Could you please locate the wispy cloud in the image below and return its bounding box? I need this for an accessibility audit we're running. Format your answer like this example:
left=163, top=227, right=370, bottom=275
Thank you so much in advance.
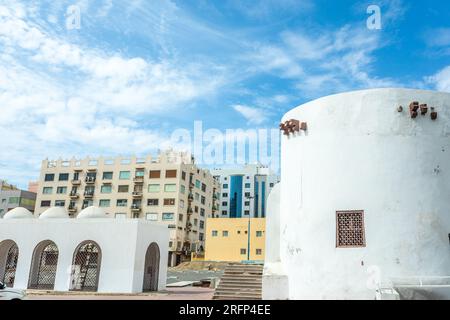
left=232, top=104, right=269, bottom=125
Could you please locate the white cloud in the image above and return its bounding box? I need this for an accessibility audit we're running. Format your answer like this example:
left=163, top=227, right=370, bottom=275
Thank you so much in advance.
left=232, top=104, right=269, bottom=125
left=426, top=66, right=450, bottom=92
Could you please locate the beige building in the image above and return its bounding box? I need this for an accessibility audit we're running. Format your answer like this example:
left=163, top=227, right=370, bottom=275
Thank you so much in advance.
left=34, top=150, right=220, bottom=266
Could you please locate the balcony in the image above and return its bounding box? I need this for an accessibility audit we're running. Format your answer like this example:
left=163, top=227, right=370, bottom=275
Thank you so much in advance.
left=68, top=206, right=77, bottom=212
left=84, top=191, right=94, bottom=198
left=212, top=205, right=218, bottom=212
left=131, top=204, right=142, bottom=212
left=133, top=176, right=144, bottom=184
left=85, top=177, right=96, bottom=184
left=132, top=191, right=143, bottom=198
left=187, top=207, right=193, bottom=215
left=188, top=193, right=194, bottom=202
left=70, top=192, right=79, bottom=199
left=71, top=179, right=81, bottom=185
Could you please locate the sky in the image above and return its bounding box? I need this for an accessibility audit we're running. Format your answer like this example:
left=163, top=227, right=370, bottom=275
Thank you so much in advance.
left=0, top=0, right=450, bottom=188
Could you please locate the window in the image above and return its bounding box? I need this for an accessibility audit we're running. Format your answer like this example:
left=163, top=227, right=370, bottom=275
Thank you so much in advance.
left=180, top=185, right=186, bottom=194
left=212, top=230, right=218, bottom=237
left=8, top=197, right=19, bottom=204
left=55, top=200, right=65, bottom=207
left=119, top=171, right=130, bottom=180
left=149, top=170, right=161, bottom=178
left=146, top=213, right=158, bottom=221
left=194, top=219, right=198, bottom=226
left=164, top=198, right=175, bottom=206
left=181, top=171, right=186, bottom=180
left=245, top=183, right=251, bottom=188
left=201, top=196, right=205, bottom=205
left=73, top=172, right=80, bottom=180
left=115, top=213, right=127, bottom=219
left=104, top=159, right=114, bottom=165
left=41, top=200, right=51, bottom=207
left=222, top=231, right=229, bottom=237
left=165, top=170, right=177, bottom=178
left=101, top=185, right=112, bottom=193
left=179, top=200, right=185, bottom=208
left=256, top=249, right=262, bottom=255
left=44, top=174, right=54, bottom=181
left=162, top=213, right=174, bottom=221
left=199, top=221, right=204, bottom=229
left=240, top=248, right=246, bottom=255
left=270, top=183, right=274, bottom=188
left=99, top=199, right=110, bottom=207
left=222, top=193, right=228, bottom=197
left=222, top=201, right=227, bottom=206
left=118, top=185, right=129, bottom=193
left=59, top=173, right=69, bottom=181
left=88, top=160, right=98, bottom=166
left=244, top=210, right=250, bottom=215
left=103, top=172, right=113, bottom=180
left=256, top=231, right=263, bottom=237
left=195, top=180, right=201, bottom=188
left=135, top=169, right=145, bottom=177
left=148, top=184, right=160, bottom=193
left=244, top=201, right=250, bottom=206
left=178, top=214, right=183, bottom=221
left=336, top=210, right=366, bottom=248
left=245, top=192, right=251, bottom=197
left=56, top=186, right=67, bottom=194
left=200, top=208, right=205, bottom=217
left=221, top=210, right=227, bottom=215
left=223, top=183, right=228, bottom=189
left=121, top=159, right=131, bottom=165
left=116, top=199, right=128, bottom=207
left=43, top=187, right=53, bottom=194
left=201, top=183, right=206, bottom=192
left=147, top=199, right=159, bottom=206
left=164, top=184, right=177, bottom=192
left=199, top=233, right=204, bottom=241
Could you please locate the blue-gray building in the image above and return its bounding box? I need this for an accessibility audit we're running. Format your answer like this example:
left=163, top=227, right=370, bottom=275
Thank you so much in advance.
left=211, top=165, right=279, bottom=218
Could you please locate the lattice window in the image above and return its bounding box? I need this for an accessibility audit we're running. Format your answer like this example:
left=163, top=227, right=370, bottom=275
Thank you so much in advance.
left=336, top=210, right=366, bottom=248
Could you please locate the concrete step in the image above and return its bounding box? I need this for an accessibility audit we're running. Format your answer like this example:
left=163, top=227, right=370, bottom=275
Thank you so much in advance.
left=218, top=282, right=262, bottom=288
left=213, top=294, right=262, bottom=300
left=215, top=288, right=262, bottom=294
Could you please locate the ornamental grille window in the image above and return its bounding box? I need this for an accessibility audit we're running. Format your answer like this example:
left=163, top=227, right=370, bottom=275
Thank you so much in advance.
left=336, top=210, right=366, bottom=248
left=0, top=241, right=19, bottom=287
left=28, top=241, right=59, bottom=290
left=70, top=241, right=101, bottom=292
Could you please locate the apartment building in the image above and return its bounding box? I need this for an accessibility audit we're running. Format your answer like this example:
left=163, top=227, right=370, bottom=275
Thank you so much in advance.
left=0, top=180, right=36, bottom=218
left=205, top=218, right=266, bottom=262
left=211, top=165, right=279, bottom=218
left=34, top=150, right=220, bottom=266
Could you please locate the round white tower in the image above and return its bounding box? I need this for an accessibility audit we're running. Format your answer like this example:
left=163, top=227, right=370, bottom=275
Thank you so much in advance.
left=264, top=88, right=450, bottom=299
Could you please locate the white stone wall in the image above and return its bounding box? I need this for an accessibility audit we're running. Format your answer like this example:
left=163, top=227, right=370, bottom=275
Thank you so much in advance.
left=267, top=88, right=450, bottom=299
left=0, top=219, right=168, bottom=293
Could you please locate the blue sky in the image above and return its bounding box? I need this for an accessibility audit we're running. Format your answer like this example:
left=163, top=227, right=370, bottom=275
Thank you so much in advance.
left=0, top=0, right=450, bottom=188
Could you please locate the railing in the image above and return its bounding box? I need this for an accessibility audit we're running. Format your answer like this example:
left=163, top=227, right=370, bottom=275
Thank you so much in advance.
left=85, top=177, right=96, bottom=183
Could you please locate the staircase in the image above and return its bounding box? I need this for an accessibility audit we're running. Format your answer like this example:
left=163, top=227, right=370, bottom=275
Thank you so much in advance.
left=213, top=263, right=263, bottom=300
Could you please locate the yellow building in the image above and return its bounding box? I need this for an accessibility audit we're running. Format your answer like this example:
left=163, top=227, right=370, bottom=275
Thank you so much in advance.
left=205, top=218, right=265, bottom=262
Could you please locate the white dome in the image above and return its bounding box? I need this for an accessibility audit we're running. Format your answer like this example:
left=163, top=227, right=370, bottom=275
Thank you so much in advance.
left=39, top=207, right=69, bottom=219
left=3, top=207, right=34, bottom=219
left=77, top=206, right=107, bottom=219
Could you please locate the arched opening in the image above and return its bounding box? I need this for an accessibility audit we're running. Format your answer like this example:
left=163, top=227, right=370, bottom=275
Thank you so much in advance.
left=70, top=240, right=102, bottom=292
left=0, top=240, right=19, bottom=288
left=28, top=240, right=59, bottom=290
left=142, top=242, right=160, bottom=292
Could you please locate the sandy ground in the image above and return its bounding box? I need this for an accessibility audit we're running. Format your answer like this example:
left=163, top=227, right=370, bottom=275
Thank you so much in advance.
left=26, top=287, right=215, bottom=300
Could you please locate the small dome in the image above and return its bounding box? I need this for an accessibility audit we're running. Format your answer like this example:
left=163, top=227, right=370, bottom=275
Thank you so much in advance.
left=77, top=206, right=107, bottom=219
left=39, top=207, right=69, bottom=219
left=3, top=207, right=34, bottom=219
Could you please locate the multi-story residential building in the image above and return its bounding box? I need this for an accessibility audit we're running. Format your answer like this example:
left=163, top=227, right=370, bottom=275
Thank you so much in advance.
left=205, top=218, right=266, bottom=262
left=0, top=180, right=36, bottom=218
left=211, top=164, right=279, bottom=218
left=34, top=150, right=220, bottom=266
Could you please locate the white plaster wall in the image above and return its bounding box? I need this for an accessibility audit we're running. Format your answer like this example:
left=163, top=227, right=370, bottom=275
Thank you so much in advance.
left=0, top=219, right=168, bottom=293
left=278, top=88, right=450, bottom=299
